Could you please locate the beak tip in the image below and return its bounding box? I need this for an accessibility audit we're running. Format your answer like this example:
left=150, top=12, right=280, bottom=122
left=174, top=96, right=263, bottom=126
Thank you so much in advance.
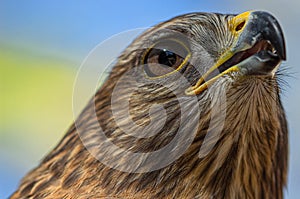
left=279, top=44, right=286, bottom=61
left=250, top=11, right=287, bottom=61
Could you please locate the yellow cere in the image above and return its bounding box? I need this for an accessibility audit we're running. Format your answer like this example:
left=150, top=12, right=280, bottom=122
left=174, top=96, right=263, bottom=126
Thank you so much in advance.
left=229, top=11, right=252, bottom=36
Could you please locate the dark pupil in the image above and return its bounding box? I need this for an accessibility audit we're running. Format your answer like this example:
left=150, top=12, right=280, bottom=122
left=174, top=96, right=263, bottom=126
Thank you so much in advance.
left=158, top=49, right=177, bottom=67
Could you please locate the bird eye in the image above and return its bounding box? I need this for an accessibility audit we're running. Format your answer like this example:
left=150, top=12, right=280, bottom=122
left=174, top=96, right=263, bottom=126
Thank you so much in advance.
left=143, top=39, right=190, bottom=77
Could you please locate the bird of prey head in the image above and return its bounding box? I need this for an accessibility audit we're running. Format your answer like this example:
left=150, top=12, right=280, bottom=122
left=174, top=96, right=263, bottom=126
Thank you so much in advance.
left=11, top=11, right=288, bottom=199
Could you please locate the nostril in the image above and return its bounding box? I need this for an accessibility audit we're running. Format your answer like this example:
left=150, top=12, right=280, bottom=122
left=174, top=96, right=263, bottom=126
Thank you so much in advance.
left=235, top=21, right=246, bottom=32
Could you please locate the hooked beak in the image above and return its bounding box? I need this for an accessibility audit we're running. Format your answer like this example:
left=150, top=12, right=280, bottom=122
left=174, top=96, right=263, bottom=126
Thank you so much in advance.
left=186, top=11, right=286, bottom=95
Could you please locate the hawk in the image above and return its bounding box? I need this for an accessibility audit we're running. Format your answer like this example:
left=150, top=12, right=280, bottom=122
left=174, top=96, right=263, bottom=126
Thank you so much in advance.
left=11, top=10, right=288, bottom=199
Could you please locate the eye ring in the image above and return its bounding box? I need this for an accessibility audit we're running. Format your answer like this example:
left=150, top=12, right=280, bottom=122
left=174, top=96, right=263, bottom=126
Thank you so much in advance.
left=142, top=39, right=191, bottom=78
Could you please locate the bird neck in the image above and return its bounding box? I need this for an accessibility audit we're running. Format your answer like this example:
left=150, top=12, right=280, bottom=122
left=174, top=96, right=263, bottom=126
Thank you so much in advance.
left=195, top=79, right=288, bottom=199
left=152, top=79, right=288, bottom=198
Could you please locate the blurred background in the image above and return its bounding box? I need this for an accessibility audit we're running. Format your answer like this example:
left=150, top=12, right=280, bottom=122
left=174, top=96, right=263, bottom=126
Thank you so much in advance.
left=0, top=0, right=299, bottom=198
